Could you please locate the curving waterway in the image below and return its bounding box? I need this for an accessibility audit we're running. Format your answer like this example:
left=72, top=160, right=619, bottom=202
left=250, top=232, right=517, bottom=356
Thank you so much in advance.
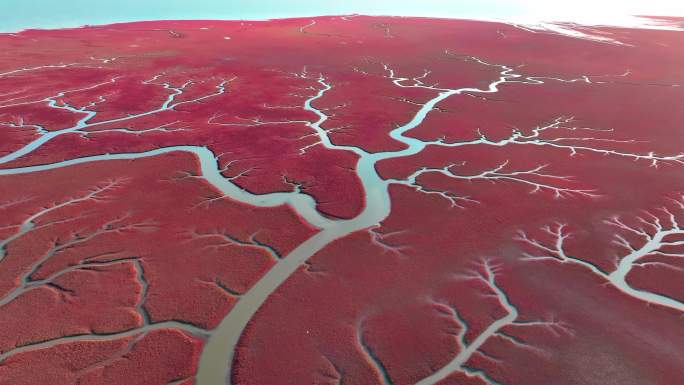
left=0, top=60, right=522, bottom=384
left=194, top=66, right=520, bottom=384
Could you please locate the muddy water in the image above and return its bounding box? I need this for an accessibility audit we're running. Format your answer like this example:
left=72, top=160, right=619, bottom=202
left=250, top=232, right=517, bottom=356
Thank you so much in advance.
left=195, top=67, right=521, bottom=384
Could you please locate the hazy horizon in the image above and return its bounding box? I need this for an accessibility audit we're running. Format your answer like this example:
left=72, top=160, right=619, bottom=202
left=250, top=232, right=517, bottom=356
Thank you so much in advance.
left=2, top=0, right=684, bottom=33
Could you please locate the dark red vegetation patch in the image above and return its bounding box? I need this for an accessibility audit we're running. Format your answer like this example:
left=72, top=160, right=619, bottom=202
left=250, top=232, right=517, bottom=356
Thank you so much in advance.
left=0, top=152, right=315, bottom=380
left=0, top=329, right=200, bottom=385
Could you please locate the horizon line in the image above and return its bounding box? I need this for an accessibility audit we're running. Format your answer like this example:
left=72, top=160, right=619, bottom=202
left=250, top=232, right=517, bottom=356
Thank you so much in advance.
left=2, top=13, right=683, bottom=35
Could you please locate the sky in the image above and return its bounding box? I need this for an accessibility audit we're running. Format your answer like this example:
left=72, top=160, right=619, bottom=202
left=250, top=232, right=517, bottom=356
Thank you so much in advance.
left=1, top=0, right=684, bottom=32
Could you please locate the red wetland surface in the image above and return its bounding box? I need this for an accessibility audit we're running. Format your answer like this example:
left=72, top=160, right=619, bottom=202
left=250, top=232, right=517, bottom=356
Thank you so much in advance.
left=0, top=15, right=684, bottom=385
